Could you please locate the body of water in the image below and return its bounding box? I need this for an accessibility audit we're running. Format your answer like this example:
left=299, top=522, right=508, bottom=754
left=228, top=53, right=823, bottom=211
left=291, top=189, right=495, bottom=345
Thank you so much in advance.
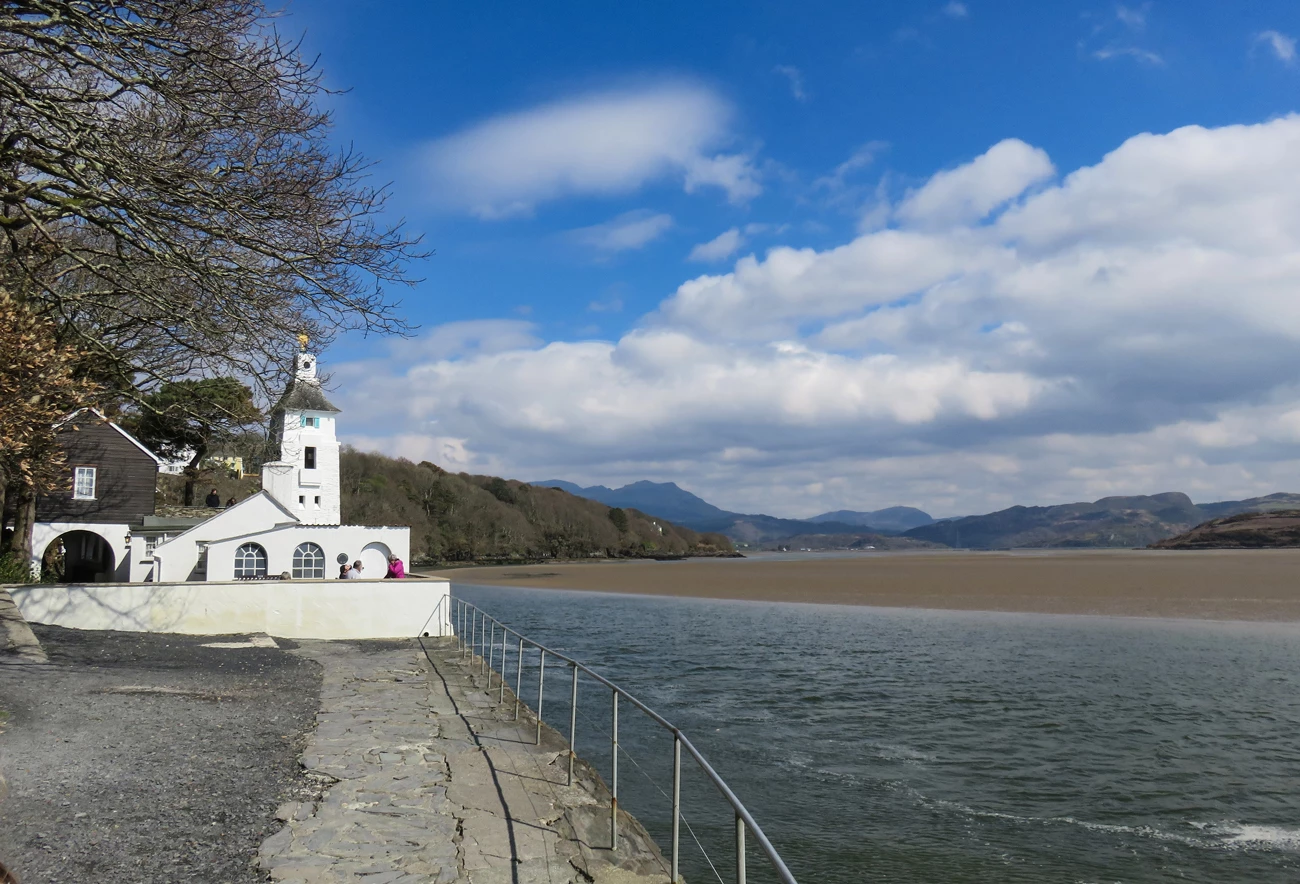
left=452, top=583, right=1300, bottom=883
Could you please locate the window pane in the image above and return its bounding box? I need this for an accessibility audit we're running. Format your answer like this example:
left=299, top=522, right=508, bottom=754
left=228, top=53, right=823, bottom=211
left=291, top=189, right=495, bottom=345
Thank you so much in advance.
left=291, top=542, right=325, bottom=579
left=234, top=543, right=268, bottom=578
left=304, top=446, right=317, bottom=469
left=73, top=467, right=96, bottom=500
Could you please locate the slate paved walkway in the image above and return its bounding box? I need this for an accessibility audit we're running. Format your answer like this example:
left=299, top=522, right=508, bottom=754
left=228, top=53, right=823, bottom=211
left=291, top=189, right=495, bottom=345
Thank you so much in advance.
left=261, top=638, right=669, bottom=884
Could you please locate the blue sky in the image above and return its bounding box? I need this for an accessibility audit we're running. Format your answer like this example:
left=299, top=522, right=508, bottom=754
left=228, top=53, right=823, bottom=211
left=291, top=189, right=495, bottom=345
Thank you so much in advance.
left=285, top=2, right=1300, bottom=518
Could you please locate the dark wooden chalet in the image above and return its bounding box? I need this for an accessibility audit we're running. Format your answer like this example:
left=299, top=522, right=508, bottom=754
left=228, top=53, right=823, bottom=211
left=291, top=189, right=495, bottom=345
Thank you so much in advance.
left=36, top=410, right=161, bottom=524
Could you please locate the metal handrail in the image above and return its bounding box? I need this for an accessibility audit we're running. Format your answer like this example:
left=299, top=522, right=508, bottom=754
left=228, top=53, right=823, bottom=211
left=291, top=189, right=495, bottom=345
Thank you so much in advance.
left=449, top=596, right=799, bottom=884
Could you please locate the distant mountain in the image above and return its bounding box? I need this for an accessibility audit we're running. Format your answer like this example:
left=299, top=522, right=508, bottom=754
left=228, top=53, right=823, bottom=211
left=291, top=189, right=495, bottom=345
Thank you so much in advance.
left=903, top=492, right=1300, bottom=549
left=533, top=479, right=894, bottom=542
left=809, top=506, right=934, bottom=532
left=533, top=479, right=733, bottom=527
left=338, top=453, right=735, bottom=563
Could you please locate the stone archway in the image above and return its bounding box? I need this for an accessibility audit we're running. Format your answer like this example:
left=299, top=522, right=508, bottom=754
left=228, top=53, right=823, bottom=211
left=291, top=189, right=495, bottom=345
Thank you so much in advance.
left=41, top=530, right=116, bottom=583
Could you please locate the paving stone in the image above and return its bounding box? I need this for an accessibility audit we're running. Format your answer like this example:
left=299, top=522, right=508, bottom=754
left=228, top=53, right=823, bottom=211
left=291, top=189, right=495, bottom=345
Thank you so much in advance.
left=258, top=638, right=672, bottom=884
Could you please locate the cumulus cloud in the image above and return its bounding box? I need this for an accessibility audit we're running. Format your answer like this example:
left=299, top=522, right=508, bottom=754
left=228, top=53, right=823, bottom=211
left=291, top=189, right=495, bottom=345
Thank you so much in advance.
left=420, top=83, right=759, bottom=217
left=1257, top=30, right=1297, bottom=65
left=569, top=210, right=673, bottom=253
left=341, top=116, right=1300, bottom=515
left=688, top=228, right=746, bottom=262
left=894, top=138, right=1054, bottom=227
left=941, top=2, right=968, bottom=19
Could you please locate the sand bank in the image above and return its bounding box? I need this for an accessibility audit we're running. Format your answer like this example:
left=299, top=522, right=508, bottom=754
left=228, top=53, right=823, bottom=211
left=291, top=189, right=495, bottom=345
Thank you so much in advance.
left=431, top=549, right=1300, bottom=621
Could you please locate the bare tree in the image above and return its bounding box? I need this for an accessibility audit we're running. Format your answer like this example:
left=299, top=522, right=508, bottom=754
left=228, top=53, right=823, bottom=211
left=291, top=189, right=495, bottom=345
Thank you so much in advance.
left=0, top=0, right=424, bottom=560
left=0, top=0, right=423, bottom=396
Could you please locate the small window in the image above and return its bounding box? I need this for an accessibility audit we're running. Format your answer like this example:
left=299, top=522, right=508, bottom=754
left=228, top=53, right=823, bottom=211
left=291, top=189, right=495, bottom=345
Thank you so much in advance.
left=234, top=543, right=268, bottom=579
left=292, top=542, right=325, bottom=579
left=73, top=467, right=97, bottom=500
left=304, top=446, right=317, bottom=469
left=298, top=495, right=305, bottom=506
left=300, top=416, right=320, bottom=428
left=313, top=496, right=321, bottom=508
left=144, top=534, right=170, bottom=559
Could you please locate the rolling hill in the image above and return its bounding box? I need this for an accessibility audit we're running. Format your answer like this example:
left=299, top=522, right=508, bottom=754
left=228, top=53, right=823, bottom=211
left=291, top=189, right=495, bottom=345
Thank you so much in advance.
left=904, top=492, right=1300, bottom=549
left=532, top=479, right=917, bottom=542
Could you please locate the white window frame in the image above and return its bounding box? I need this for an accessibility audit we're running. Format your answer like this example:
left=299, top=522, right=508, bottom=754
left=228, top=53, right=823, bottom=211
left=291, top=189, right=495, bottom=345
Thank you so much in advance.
left=234, top=543, right=268, bottom=579
left=143, top=534, right=170, bottom=560
left=292, top=542, right=326, bottom=579
left=73, top=466, right=97, bottom=500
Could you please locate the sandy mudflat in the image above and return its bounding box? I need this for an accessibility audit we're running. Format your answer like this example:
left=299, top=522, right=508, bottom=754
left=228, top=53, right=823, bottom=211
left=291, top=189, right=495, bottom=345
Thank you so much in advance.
left=432, top=549, right=1300, bottom=621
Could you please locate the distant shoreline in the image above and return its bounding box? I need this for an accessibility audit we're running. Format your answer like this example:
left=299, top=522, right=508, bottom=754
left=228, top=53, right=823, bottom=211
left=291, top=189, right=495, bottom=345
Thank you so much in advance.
left=431, top=548, right=1300, bottom=622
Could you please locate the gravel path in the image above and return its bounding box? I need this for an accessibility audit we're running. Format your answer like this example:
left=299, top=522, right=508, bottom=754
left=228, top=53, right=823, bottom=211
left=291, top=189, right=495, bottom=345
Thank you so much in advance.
left=0, top=624, right=323, bottom=883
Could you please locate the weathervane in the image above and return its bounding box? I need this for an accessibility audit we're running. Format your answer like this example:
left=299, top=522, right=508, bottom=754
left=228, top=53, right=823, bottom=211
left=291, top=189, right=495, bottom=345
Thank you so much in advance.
left=297, top=333, right=310, bottom=352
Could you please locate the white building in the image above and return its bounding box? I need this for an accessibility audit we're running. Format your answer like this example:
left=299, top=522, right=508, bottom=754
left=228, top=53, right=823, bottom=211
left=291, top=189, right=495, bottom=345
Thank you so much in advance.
left=148, top=343, right=408, bottom=581
left=27, top=341, right=409, bottom=585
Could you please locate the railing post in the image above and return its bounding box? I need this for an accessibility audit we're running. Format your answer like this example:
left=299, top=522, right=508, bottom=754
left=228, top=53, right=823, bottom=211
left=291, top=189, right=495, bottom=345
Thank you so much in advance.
left=536, top=649, right=546, bottom=746
left=736, top=813, right=747, bottom=884
left=499, top=631, right=507, bottom=705
left=672, top=733, right=681, bottom=883
left=610, top=691, right=619, bottom=850
left=567, top=663, right=578, bottom=786
left=486, top=621, right=495, bottom=692
left=514, top=636, right=524, bottom=720
left=469, top=609, right=476, bottom=665
left=480, top=613, right=487, bottom=676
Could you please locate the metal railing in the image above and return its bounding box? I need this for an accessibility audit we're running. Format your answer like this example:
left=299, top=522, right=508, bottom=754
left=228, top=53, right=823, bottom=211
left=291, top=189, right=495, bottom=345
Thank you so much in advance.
left=449, top=596, right=799, bottom=884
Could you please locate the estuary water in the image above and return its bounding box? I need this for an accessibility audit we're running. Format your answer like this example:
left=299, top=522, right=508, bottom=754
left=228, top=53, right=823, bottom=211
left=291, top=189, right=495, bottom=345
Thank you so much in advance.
left=452, top=583, right=1300, bottom=884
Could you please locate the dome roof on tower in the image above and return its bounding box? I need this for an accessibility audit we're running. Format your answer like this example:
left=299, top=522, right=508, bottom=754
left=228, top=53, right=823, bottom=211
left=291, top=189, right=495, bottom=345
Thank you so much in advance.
left=273, top=377, right=341, bottom=414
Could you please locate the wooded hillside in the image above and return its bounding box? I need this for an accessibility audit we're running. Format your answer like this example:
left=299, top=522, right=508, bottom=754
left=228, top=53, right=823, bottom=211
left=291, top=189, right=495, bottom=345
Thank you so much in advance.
left=337, top=449, right=735, bottom=564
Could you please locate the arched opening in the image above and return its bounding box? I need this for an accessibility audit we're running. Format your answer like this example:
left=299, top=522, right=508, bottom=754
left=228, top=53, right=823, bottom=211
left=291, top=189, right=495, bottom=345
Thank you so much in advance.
left=292, top=542, right=325, bottom=579
left=360, top=542, right=391, bottom=578
left=233, top=542, right=268, bottom=579
left=41, top=530, right=116, bottom=583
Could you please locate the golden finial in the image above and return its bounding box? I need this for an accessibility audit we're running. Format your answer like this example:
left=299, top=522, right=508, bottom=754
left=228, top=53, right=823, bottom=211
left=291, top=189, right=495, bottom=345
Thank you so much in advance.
left=297, top=333, right=310, bottom=352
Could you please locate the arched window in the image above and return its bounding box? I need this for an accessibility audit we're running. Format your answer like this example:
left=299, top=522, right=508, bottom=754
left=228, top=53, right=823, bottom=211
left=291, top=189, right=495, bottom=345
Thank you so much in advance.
left=233, top=543, right=267, bottom=579
left=292, top=542, right=326, bottom=579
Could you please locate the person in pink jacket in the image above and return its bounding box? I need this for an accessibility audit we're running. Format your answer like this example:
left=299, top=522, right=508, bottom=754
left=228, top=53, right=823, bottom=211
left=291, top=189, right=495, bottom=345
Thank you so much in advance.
left=385, top=555, right=405, bottom=579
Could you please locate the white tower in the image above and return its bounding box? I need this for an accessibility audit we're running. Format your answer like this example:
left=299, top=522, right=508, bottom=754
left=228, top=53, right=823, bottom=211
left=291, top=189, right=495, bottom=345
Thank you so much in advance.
left=261, top=339, right=342, bottom=525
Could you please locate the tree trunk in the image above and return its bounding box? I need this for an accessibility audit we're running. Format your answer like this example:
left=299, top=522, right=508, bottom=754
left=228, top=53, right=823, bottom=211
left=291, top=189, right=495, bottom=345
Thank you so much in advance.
left=6, top=483, right=35, bottom=564
left=182, top=444, right=208, bottom=506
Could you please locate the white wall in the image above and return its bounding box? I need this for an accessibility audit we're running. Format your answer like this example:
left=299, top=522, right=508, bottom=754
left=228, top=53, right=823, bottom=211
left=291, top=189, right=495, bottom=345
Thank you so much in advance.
left=151, top=492, right=297, bottom=582
left=264, top=409, right=341, bottom=525
left=10, top=577, right=451, bottom=640
left=30, top=522, right=131, bottom=582
left=204, top=524, right=410, bottom=581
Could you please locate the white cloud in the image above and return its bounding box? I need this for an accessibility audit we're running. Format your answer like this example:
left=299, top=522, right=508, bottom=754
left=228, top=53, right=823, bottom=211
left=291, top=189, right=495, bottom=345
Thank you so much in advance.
left=569, top=210, right=673, bottom=253
left=1257, top=30, right=1297, bottom=65
left=1093, top=46, right=1164, bottom=64
left=895, top=138, right=1054, bottom=228
left=1115, top=4, right=1147, bottom=30
left=341, top=116, right=1300, bottom=516
left=942, top=2, right=969, bottom=19
left=688, top=228, right=746, bottom=262
left=773, top=65, right=808, bottom=101
left=420, top=83, right=759, bottom=217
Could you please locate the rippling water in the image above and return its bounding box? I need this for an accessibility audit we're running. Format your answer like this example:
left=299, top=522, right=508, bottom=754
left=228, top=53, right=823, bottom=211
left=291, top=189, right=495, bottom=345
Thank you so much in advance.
left=452, top=583, right=1300, bottom=883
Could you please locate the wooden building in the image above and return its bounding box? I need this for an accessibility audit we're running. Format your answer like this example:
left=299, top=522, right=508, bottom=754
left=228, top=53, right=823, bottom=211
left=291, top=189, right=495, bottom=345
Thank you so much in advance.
left=30, top=410, right=162, bottom=582
left=37, top=410, right=161, bottom=524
